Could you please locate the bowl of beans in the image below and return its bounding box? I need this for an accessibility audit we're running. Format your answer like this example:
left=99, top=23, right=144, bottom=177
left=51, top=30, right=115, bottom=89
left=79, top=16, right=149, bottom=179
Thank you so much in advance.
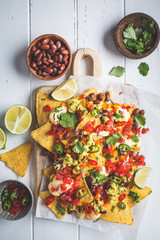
left=26, top=34, right=72, bottom=80
left=0, top=180, right=33, bottom=220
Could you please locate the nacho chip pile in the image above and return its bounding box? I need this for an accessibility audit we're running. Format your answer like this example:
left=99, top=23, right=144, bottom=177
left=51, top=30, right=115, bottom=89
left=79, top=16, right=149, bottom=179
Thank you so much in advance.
left=32, top=87, right=152, bottom=225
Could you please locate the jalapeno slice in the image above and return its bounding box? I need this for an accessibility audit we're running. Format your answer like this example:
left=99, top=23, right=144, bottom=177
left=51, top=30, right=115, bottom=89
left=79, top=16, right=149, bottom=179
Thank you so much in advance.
left=119, top=144, right=130, bottom=152
left=56, top=204, right=66, bottom=216
left=2, top=200, right=11, bottom=211
left=76, top=188, right=88, bottom=199
left=90, top=108, right=100, bottom=117
left=3, top=188, right=9, bottom=197
left=118, top=201, right=126, bottom=210
left=22, top=196, right=30, bottom=206
left=88, top=145, right=100, bottom=153
left=10, top=191, right=19, bottom=201
left=55, top=143, right=64, bottom=155
left=109, top=175, right=122, bottom=185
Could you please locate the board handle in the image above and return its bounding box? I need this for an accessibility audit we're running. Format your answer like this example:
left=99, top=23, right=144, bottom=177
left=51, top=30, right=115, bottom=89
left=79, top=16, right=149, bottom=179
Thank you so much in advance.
left=72, top=48, right=102, bottom=78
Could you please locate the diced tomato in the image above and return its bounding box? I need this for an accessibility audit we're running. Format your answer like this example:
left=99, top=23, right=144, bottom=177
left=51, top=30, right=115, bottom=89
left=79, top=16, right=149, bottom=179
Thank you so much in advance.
left=114, top=121, right=126, bottom=127
left=44, top=196, right=55, bottom=206
left=80, top=94, right=86, bottom=99
left=51, top=187, right=55, bottom=193
left=132, top=127, right=140, bottom=135
left=118, top=193, right=126, bottom=201
left=88, top=159, right=98, bottom=165
left=103, top=147, right=114, bottom=156
left=94, top=124, right=105, bottom=133
left=83, top=125, right=94, bottom=133
left=44, top=105, right=52, bottom=112
left=141, top=128, right=149, bottom=134
left=72, top=198, right=80, bottom=205
left=122, top=125, right=131, bottom=135
left=47, top=130, right=56, bottom=135
left=85, top=203, right=93, bottom=214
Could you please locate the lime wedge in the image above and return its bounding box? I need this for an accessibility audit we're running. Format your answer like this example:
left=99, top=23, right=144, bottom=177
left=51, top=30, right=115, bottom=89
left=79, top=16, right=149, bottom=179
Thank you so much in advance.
left=134, top=167, right=152, bottom=189
left=0, top=128, right=6, bottom=150
left=51, top=78, right=77, bottom=101
left=5, top=104, right=32, bottom=135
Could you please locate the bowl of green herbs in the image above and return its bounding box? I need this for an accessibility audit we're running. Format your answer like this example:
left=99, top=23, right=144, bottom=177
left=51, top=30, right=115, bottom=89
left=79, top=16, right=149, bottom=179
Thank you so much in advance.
left=114, top=12, right=160, bottom=59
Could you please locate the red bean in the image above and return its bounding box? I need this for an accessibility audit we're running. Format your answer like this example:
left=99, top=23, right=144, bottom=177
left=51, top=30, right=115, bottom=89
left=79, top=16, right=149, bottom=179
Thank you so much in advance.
left=60, top=46, right=65, bottom=51
left=44, top=67, right=53, bottom=74
left=31, top=61, right=37, bottom=69
left=140, top=109, right=145, bottom=116
left=60, top=64, right=65, bottom=71
left=42, top=58, right=49, bottom=65
left=40, top=64, right=46, bottom=70
left=37, top=60, right=42, bottom=66
left=42, top=38, right=49, bottom=45
left=64, top=60, right=68, bottom=65
left=49, top=64, right=53, bottom=68
left=42, top=71, right=49, bottom=76
left=37, top=52, right=43, bottom=61
left=54, top=55, right=58, bottom=62
left=42, top=50, right=46, bottom=57
left=89, top=93, right=95, bottom=99
left=37, top=69, right=42, bottom=75
left=56, top=40, right=61, bottom=49
left=49, top=40, right=54, bottom=45
left=97, top=93, right=103, bottom=101
left=63, top=54, right=69, bottom=61
left=31, top=46, right=36, bottom=54
left=35, top=67, right=38, bottom=70
left=105, top=91, right=110, bottom=101
left=53, top=67, right=57, bottom=73
left=51, top=44, right=57, bottom=51
left=34, top=49, right=41, bottom=57
left=133, top=108, right=140, bottom=115
left=36, top=42, right=41, bottom=48
left=58, top=70, right=62, bottom=75
left=48, top=49, right=56, bottom=56
left=53, top=62, right=61, bottom=68
left=58, top=54, right=63, bottom=63
left=48, top=59, right=54, bottom=63
left=40, top=45, right=50, bottom=50
left=61, top=49, right=69, bottom=55
left=46, top=53, right=51, bottom=59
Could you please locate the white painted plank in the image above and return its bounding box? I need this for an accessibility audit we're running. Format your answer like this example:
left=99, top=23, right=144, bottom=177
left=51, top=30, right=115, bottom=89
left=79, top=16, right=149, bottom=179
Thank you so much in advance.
left=0, top=0, right=33, bottom=240
left=77, top=0, right=125, bottom=84
left=30, top=0, right=78, bottom=238
left=125, top=1, right=160, bottom=239
left=125, top=0, right=160, bottom=95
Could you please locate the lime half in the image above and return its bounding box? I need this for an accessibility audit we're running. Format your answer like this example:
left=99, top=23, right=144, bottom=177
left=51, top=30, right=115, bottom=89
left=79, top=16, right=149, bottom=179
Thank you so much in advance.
left=134, top=167, right=152, bottom=189
left=51, top=78, right=77, bottom=101
left=5, top=104, right=32, bottom=135
left=0, top=128, right=6, bottom=150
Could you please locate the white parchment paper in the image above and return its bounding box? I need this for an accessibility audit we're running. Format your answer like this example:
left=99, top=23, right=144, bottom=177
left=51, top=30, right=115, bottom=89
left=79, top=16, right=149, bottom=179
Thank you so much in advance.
left=36, top=76, right=160, bottom=240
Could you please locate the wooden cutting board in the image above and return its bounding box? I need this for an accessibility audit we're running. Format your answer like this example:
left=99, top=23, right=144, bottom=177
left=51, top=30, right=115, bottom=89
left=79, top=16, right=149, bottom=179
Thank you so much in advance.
left=34, top=48, right=102, bottom=203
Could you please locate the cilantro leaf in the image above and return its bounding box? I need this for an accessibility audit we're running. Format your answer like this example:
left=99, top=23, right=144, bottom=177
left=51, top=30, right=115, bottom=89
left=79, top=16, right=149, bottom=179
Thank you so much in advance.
left=109, top=66, right=125, bottom=77
left=60, top=112, right=78, bottom=129
left=135, top=28, right=143, bottom=38
left=123, top=23, right=137, bottom=40
left=89, top=169, right=108, bottom=183
left=106, top=133, right=121, bottom=145
left=131, top=135, right=139, bottom=143
left=142, top=19, right=155, bottom=35
left=103, top=153, right=112, bottom=159
left=135, top=114, right=146, bottom=126
left=73, top=141, right=84, bottom=154
left=111, top=206, right=115, bottom=212
left=138, top=62, right=149, bottom=76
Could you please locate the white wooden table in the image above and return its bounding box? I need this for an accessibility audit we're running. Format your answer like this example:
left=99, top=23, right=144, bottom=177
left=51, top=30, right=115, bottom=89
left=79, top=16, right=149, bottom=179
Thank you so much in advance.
left=0, top=0, right=160, bottom=239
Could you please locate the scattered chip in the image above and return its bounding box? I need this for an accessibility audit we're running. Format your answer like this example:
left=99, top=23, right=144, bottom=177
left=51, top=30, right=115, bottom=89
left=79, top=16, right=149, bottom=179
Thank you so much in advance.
left=0, top=142, right=32, bottom=177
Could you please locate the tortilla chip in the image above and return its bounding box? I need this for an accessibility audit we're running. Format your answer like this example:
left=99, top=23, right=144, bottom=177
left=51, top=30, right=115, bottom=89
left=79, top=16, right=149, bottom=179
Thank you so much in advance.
left=36, top=92, right=63, bottom=127
left=0, top=142, right=32, bottom=177
left=76, top=112, right=101, bottom=134
left=31, top=122, right=56, bottom=153
left=127, top=185, right=152, bottom=208
left=39, top=191, right=67, bottom=219
left=43, top=166, right=54, bottom=178
left=100, top=198, right=133, bottom=225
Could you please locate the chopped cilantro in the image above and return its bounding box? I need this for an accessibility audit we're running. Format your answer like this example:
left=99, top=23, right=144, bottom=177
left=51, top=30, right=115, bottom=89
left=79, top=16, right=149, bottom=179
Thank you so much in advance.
left=73, top=141, right=84, bottom=154
left=60, top=112, right=78, bottom=129
left=109, top=66, right=125, bottom=77
left=138, top=62, right=149, bottom=76
left=129, top=191, right=140, bottom=204
left=114, top=113, right=124, bottom=119
left=135, top=114, right=146, bottom=126
left=131, top=135, right=139, bottom=143
left=106, top=133, right=121, bottom=145
left=111, top=206, right=115, bottom=212
left=103, top=153, right=112, bottom=159
left=93, top=218, right=100, bottom=223
left=41, top=98, right=46, bottom=100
